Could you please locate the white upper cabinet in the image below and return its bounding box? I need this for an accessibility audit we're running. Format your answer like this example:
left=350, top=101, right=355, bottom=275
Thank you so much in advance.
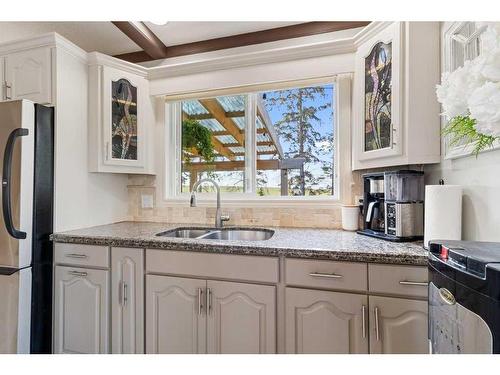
left=88, top=53, right=154, bottom=174
left=352, top=22, right=441, bottom=170
left=3, top=47, right=53, bottom=104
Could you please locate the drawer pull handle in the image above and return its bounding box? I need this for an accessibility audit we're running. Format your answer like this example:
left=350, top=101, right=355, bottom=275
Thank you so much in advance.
left=399, top=280, right=428, bottom=287
left=309, top=272, right=343, bottom=279
left=68, top=270, right=88, bottom=277
left=65, top=253, right=88, bottom=259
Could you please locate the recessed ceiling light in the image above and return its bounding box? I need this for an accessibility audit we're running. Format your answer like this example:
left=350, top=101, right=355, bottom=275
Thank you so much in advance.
left=149, top=20, right=168, bottom=26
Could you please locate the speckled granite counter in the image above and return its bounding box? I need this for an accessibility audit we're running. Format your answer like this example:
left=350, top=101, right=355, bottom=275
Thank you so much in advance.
left=50, top=221, right=427, bottom=265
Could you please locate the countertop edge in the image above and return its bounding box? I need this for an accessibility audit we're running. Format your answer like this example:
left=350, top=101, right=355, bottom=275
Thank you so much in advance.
left=50, top=234, right=428, bottom=266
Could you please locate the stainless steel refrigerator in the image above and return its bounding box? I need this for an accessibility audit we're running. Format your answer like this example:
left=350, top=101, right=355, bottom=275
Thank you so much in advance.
left=0, top=100, right=54, bottom=354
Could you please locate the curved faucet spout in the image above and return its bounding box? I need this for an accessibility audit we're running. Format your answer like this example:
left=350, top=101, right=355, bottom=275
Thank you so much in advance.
left=189, top=178, right=229, bottom=228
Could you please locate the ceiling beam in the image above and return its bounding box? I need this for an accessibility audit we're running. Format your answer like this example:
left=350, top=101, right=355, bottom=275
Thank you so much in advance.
left=113, top=21, right=370, bottom=63
left=112, top=21, right=168, bottom=60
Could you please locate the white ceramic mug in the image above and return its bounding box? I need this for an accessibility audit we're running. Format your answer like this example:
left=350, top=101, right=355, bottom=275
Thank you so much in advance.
left=341, top=205, right=359, bottom=231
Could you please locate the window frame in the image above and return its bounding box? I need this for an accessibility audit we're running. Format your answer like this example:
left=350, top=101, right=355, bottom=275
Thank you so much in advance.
left=163, top=76, right=343, bottom=205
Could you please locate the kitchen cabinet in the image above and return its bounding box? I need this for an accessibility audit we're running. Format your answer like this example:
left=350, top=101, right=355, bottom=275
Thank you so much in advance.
left=207, top=280, right=276, bottom=354
left=3, top=47, right=53, bottom=104
left=88, top=53, right=154, bottom=174
left=145, top=275, right=276, bottom=354
left=369, top=295, right=428, bottom=354
left=111, top=247, right=144, bottom=354
left=285, top=287, right=368, bottom=354
left=352, top=22, right=440, bottom=170
left=53, top=266, right=109, bottom=354
left=145, top=275, right=207, bottom=354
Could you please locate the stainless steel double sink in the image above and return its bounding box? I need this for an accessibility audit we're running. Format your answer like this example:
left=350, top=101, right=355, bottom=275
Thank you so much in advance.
left=155, top=227, right=274, bottom=241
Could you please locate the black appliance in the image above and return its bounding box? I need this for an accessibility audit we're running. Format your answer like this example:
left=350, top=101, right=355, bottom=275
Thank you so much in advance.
left=0, top=100, right=54, bottom=354
left=428, top=240, right=500, bottom=354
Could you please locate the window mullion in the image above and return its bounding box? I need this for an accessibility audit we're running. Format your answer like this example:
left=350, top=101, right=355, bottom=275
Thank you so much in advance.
left=245, top=94, right=257, bottom=194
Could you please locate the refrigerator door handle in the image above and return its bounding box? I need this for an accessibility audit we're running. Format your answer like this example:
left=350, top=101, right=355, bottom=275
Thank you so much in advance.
left=2, top=127, right=28, bottom=239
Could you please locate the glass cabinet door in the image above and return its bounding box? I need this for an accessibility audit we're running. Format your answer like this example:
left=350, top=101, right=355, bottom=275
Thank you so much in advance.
left=111, top=78, right=138, bottom=161
left=364, top=41, right=392, bottom=153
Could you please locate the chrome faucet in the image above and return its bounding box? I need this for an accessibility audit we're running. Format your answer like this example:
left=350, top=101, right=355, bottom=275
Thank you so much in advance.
left=190, top=178, right=230, bottom=228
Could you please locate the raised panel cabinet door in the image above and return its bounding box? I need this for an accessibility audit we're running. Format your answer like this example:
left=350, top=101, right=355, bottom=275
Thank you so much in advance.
left=4, top=47, right=52, bottom=104
left=206, top=280, right=276, bottom=354
left=285, top=288, right=368, bottom=354
left=145, top=275, right=206, bottom=354
left=369, top=295, right=428, bottom=354
left=111, top=247, right=144, bottom=354
left=53, top=266, right=109, bottom=354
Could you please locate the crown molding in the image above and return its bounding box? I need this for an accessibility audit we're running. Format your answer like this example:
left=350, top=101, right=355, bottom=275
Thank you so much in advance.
left=87, top=51, right=149, bottom=78
left=0, top=32, right=88, bottom=62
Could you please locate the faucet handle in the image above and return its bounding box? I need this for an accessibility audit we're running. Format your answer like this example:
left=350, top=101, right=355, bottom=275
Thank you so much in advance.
left=221, top=214, right=230, bottom=222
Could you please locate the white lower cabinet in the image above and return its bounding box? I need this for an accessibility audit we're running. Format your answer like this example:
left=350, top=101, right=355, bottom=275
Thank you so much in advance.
left=207, top=280, right=276, bottom=354
left=285, top=288, right=368, bottom=354
left=111, top=247, right=144, bottom=354
left=369, top=295, right=428, bottom=354
left=145, top=275, right=276, bottom=354
left=53, top=266, right=109, bottom=354
left=146, top=275, right=207, bottom=354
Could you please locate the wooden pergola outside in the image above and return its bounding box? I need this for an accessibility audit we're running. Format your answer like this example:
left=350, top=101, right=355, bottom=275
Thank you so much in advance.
left=182, top=96, right=305, bottom=195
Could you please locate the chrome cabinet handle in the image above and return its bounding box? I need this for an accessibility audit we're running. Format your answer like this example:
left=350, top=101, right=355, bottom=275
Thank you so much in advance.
left=122, top=282, right=128, bottom=306
left=65, top=253, right=88, bottom=259
left=206, top=288, right=212, bottom=315
left=68, top=270, right=87, bottom=277
left=198, top=288, right=203, bottom=315
left=4, top=81, right=11, bottom=100
left=309, top=272, right=343, bottom=279
left=399, top=280, right=428, bottom=287
left=375, top=307, right=380, bottom=342
left=362, top=305, right=366, bottom=339
left=361, top=305, right=366, bottom=339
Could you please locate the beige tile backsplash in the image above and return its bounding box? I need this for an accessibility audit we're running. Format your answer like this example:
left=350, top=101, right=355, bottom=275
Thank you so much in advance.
left=127, top=163, right=420, bottom=229
left=127, top=174, right=365, bottom=229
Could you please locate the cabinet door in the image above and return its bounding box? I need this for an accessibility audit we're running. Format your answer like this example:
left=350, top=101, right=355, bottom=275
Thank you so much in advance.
left=145, top=275, right=206, bottom=354
left=53, top=266, right=109, bottom=354
left=207, top=280, right=276, bottom=354
left=101, top=66, right=148, bottom=169
left=285, top=287, right=368, bottom=354
left=353, top=22, right=403, bottom=165
left=369, top=295, right=428, bottom=354
left=4, top=47, right=52, bottom=104
left=111, top=247, right=144, bottom=354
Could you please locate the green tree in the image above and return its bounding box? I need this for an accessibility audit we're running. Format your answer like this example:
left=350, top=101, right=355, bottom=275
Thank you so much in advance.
left=264, top=86, right=333, bottom=195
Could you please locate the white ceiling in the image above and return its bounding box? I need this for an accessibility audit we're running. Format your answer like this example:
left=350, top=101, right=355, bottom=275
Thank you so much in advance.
left=0, top=21, right=305, bottom=56
left=145, top=21, right=302, bottom=46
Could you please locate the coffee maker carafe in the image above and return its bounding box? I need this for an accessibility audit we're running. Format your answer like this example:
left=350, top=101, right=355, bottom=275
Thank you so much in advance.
left=358, top=172, right=386, bottom=236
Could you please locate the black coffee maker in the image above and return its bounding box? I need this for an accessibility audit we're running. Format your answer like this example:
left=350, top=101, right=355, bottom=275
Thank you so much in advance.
left=358, top=172, right=386, bottom=237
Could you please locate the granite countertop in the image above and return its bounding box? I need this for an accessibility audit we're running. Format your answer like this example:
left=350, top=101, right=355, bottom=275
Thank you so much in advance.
left=50, top=221, right=427, bottom=265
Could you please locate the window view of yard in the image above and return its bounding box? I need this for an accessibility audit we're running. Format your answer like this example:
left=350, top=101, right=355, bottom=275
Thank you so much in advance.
left=179, top=83, right=335, bottom=197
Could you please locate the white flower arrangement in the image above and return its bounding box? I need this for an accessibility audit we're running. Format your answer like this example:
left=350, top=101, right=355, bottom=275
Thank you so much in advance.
left=436, top=22, right=500, bottom=154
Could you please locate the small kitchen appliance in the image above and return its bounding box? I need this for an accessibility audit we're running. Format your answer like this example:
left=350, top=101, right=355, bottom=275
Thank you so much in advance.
left=357, top=170, right=424, bottom=242
left=428, top=240, right=500, bottom=353
left=0, top=100, right=54, bottom=354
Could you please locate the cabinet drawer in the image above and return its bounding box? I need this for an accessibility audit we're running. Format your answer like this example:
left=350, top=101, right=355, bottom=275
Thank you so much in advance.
left=146, top=250, right=279, bottom=284
left=285, top=259, right=367, bottom=292
left=54, top=243, right=109, bottom=268
left=368, top=264, right=428, bottom=298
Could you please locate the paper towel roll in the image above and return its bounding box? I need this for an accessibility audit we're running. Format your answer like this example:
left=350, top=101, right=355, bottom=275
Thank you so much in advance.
left=424, top=185, right=463, bottom=249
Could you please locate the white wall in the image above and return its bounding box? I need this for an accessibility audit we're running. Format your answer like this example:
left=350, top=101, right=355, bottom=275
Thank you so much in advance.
left=426, top=151, right=500, bottom=242
left=53, top=47, right=129, bottom=231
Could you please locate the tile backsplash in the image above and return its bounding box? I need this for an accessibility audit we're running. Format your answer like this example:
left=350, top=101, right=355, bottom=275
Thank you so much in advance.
left=127, top=175, right=364, bottom=229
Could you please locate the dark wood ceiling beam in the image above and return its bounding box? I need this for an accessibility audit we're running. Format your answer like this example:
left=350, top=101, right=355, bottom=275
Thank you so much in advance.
left=112, top=21, right=168, bottom=60
left=113, top=21, right=370, bottom=63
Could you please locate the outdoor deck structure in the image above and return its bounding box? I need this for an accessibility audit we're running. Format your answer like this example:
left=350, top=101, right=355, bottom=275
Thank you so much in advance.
left=182, top=95, right=305, bottom=195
